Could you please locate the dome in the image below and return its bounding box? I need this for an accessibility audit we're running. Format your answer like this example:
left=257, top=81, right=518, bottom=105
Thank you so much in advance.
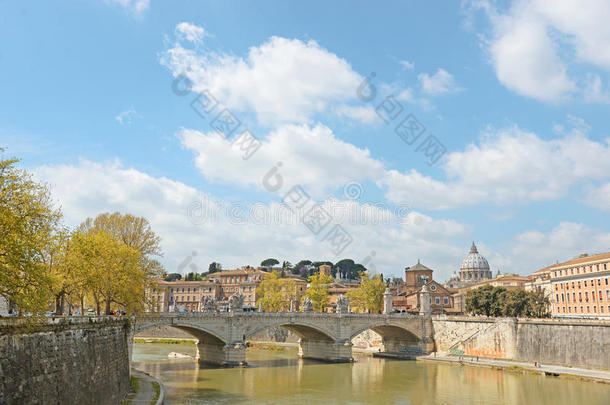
left=460, top=242, right=490, bottom=271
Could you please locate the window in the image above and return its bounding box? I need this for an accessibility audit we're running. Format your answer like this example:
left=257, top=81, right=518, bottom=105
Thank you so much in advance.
left=561, top=293, right=564, bottom=302
left=443, top=297, right=449, bottom=305
left=435, top=297, right=440, bottom=304
left=584, top=280, right=588, bottom=287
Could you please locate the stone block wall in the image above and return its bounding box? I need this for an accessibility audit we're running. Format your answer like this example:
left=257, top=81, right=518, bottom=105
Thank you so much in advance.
left=0, top=317, right=131, bottom=405
left=432, top=316, right=610, bottom=370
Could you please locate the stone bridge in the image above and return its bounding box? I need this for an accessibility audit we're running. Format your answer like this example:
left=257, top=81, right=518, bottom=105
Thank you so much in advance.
left=134, top=312, right=434, bottom=366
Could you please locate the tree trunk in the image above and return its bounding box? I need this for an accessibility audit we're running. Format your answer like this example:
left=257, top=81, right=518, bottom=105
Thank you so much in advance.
left=80, top=296, right=85, bottom=315
left=105, top=300, right=111, bottom=315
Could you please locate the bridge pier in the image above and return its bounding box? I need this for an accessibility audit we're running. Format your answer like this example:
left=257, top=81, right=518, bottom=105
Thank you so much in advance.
left=197, top=341, right=247, bottom=367
left=298, top=338, right=353, bottom=363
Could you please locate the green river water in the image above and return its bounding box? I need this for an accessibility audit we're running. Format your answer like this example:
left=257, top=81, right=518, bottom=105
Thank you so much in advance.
left=132, top=343, right=609, bottom=405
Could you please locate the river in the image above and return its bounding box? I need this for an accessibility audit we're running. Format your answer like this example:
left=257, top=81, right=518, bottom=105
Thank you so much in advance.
left=132, top=343, right=609, bottom=404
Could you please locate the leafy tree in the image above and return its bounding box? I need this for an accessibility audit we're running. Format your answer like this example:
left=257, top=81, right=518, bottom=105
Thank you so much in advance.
left=208, top=262, right=221, bottom=273
left=261, top=258, right=280, bottom=267
left=528, top=287, right=551, bottom=318
left=281, top=261, right=293, bottom=271
left=346, top=273, right=386, bottom=313
left=465, top=285, right=507, bottom=316
left=293, top=259, right=312, bottom=276
left=185, top=272, right=203, bottom=281
left=66, top=230, right=148, bottom=315
left=333, top=259, right=367, bottom=280
left=0, top=155, right=62, bottom=314
left=502, top=289, right=530, bottom=317
left=164, top=273, right=182, bottom=282
left=303, top=273, right=333, bottom=312
left=256, top=270, right=296, bottom=311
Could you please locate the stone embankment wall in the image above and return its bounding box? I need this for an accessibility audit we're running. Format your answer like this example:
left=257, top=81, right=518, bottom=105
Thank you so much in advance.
left=0, top=317, right=131, bottom=405
left=433, top=316, right=610, bottom=370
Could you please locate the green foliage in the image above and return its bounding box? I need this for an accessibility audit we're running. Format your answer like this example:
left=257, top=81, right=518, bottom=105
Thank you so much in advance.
left=465, top=285, right=551, bottom=318
left=346, top=273, right=386, bottom=313
left=293, top=259, right=312, bottom=276
left=260, top=258, right=280, bottom=267
left=164, top=273, right=182, bottom=281
left=208, top=262, right=221, bottom=273
left=303, top=273, right=333, bottom=312
left=334, top=259, right=366, bottom=280
left=184, top=272, right=203, bottom=281
left=0, top=155, right=62, bottom=313
left=256, top=270, right=296, bottom=311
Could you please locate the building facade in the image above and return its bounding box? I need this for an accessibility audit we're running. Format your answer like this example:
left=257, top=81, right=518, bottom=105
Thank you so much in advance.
left=548, top=253, right=610, bottom=319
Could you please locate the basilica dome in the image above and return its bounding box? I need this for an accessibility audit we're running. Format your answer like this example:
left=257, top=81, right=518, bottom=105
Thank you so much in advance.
left=459, top=242, right=492, bottom=283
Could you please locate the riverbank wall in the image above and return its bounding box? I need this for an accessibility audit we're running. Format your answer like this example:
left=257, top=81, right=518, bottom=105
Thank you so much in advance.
left=0, top=317, right=131, bottom=405
left=433, top=316, right=610, bottom=370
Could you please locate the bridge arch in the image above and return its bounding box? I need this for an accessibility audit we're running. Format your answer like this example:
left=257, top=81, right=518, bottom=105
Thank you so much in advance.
left=135, top=321, right=227, bottom=345
left=349, top=322, right=421, bottom=342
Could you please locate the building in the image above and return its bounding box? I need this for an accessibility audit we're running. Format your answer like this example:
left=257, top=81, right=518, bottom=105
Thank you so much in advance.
left=206, top=266, right=268, bottom=308
left=392, top=261, right=454, bottom=314
left=393, top=280, right=454, bottom=314
left=547, top=252, right=610, bottom=319
left=146, top=279, right=220, bottom=312
left=445, top=242, right=492, bottom=289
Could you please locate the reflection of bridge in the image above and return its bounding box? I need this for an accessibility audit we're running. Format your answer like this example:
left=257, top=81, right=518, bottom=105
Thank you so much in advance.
left=134, top=312, right=434, bottom=366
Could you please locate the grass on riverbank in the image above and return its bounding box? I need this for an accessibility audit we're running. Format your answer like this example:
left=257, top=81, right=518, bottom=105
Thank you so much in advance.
left=151, top=381, right=160, bottom=404
left=121, top=376, right=139, bottom=405
left=248, top=342, right=286, bottom=351
left=134, top=338, right=196, bottom=345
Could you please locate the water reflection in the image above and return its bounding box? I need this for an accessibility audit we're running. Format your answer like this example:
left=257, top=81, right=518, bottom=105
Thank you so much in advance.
left=133, top=343, right=609, bottom=405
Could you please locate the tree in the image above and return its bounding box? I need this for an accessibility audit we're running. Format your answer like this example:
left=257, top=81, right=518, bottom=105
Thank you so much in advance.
left=66, top=230, right=149, bottom=315
left=185, top=272, right=203, bottom=281
left=501, top=289, right=530, bottom=317
left=346, top=273, right=386, bottom=313
left=333, top=259, right=366, bottom=280
left=0, top=155, right=62, bottom=314
left=208, top=262, right=221, bottom=274
left=528, top=287, right=551, bottom=318
left=261, top=258, right=280, bottom=268
left=303, top=273, right=333, bottom=312
left=164, top=273, right=182, bottom=282
left=256, top=270, right=296, bottom=311
left=281, top=261, right=293, bottom=272
left=465, top=285, right=506, bottom=316
left=293, top=260, right=312, bottom=276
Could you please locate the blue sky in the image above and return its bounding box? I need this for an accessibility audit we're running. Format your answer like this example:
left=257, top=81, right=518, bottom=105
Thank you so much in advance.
left=2, top=0, right=610, bottom=280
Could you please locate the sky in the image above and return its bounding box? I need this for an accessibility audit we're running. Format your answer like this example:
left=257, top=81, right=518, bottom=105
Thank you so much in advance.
left=2, top=0, right=610, bottom=281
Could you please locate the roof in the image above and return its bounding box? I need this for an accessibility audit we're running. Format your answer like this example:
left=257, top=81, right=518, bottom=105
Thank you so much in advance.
left=406, top=260, right=432, bottom=272
left=548, top=252, right=610, bottom=270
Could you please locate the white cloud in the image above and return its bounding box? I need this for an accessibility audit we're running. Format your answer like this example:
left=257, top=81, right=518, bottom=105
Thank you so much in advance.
left=175, top=22, right=206, bottom=44
left=417, top=68, right=461, bottom=95
left=584, top=183, right=610, bottom=211
left=161, top=34, right=364, bottom=125
left=400, top=60, right=415, bottom=70
left=333, top=105, right=379, bottom=124
left=115, top=109, right=139, bottom=125
left=510, top=222, right=610, bottom=272
left=105, top=0, right=150, bottom=16
left=178, top=123, right=385, bottom=197
left=33, top=159, right=470, bottom=279
left=469, top=0, right=610, bottom=103
left=381, top=122, right=610, bottom=209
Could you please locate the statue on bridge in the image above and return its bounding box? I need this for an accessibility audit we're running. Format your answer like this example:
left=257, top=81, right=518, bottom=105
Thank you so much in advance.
left=229, top=292, right=245, bottom=312
left=336, top=295, right=350, bottom=314
left=201, top=296, right=217, bottom=313
left=301, top=297, right=313, bottom=312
